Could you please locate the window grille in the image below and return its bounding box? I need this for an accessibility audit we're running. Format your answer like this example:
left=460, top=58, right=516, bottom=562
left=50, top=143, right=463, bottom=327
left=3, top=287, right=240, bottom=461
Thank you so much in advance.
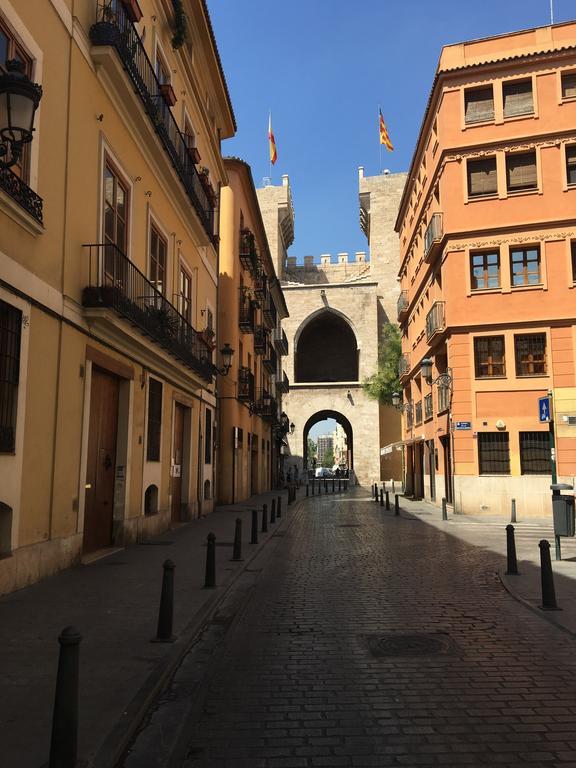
left=0, top=300, right=22, bottom=453
left=471, top=250, right=500, bottom=290
left=464, top=86, right=494, bottom=124
left=437, top=384, right=450, bottom=413
left=415, top=400, right=422, bottom=425
left=503, top=79, right=534, bottom=117
left=506, top=151, right=537, bottom=192
left=566, top=145, right=576, bottom=186
left=424, top=393, right=433, bottom=420
left=467, top=157, right=497, bottom=197
left=514, top=333, right=546, bottom=376
left=205, top=408, right=212, bottom=464
left=478, top=432, right=510, bottom=475
left=474, top=336, right=505, bottom=378
left=510, top=246, right=541, bottom=287
left=520, top=431, right=551, bottom=474
left=146, top=378, right=162, bottom=461
left=561, top=72, right=576, bottom=100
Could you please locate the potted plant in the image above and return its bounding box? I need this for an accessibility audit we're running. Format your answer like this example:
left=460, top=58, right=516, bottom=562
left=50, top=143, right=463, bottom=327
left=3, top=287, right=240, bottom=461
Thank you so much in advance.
left=159, top=82, right=177, bottom=107
left=120, top=0, right=143, bottom=23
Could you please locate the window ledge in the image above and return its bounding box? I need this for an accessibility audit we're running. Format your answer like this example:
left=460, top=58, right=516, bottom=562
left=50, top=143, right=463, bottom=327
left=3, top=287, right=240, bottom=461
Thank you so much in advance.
left=516, top=374, right=549, bottom=379
left=505, top=188, right=539, bottom=198
left=0, top=188, right=44, bottom=237
left=470, top=287, right=502, bottom=295
left=475, top=376, right=507, bottom=380
left=463, top=117, right=495, bottom=129
left=510, top=284, right=544, bottom=292
left=503, top=111, right=536, bottom=121
left=466, top=193, right=498, bottom=203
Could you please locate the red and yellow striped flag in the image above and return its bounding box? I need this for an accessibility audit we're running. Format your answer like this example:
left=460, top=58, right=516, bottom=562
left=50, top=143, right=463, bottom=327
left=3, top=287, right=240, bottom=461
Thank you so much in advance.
left=379, top=109, right=394, bottom=151
left=268, top=114, right=277, bottom=165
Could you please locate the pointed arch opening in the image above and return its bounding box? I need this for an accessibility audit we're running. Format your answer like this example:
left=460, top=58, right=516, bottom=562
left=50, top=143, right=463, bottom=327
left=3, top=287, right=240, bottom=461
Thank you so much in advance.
left=295, top=310, right=358, bottom=382
left=303, top=410, right=353, bottom=475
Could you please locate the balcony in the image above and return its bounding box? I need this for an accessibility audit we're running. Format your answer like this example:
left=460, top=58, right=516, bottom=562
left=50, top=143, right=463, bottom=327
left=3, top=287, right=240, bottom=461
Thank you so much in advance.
left=272, top=327, right=288, bottom=356
left=424, top=213, right=443, bottom=263
left=252, top=389, right=277, bottom=422
left=239, top=228, right=259, bottom=273
left=415, top=400, right=423, bottom=425
left=89, top=2, right=215, bottom=241
left=263, top=294, right=277, bottom=329
left=398, top=354, right=410, bottom=380
left=239, top=296, right=256, bottom=333
left=397, top=290, right=409, bottom=321
left=0, top=168, right=43, bottom=226
left=253, top=273, right=268, bottom=303
left=263, top=346, right=278, bottom=374
left=82, top=243, right=213, bottom=381
left=424, top=393, right=433, bottom=421
left=276, top=371, right=289, bottom=394
left=438, top=383, right=450, bottom=413
left=237, top=366, right=254, bottom=402
left=426, top=301, right=445, bottom=343
left=254, top=326, right=268, bottom=355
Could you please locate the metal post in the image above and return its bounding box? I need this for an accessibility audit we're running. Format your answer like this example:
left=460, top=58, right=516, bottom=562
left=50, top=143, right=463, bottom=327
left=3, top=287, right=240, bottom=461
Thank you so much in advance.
left=371, top=483, right=375, bottom=498
left=511, top=498, right=517, bottom=524
left=442, top=497, right=447, bottom=521
left=49, top=626, right=82, bottom=768
left=332, top=478, right=335, bottom=493
left=505, top=524, right=519, bottom=575
left=311, top=479, right=315, bottom=495
left=277, top=495, right=282, bottom=518
left=232, top=518, right=243, bottom=561
left=306, top=484, right=309, bottom=497
left=539, top=539, right=560, bottom=610
left=270, top=498, right=276, bottom=524
left=379, top=488, right=384, bottom=507
left=374, top=483, right=378, bottom=501
left=385, top=491, right=390, bottom=510
left=204, top=535, right=216, bottom=589
left=154, top=559, right=176, bottom=641
left=392, top=480, right=396, bottom=495
left=394, top=494, right=400, bottom=516
left=250, top=509, right=258, bottom=544
left=261, top=503, right=268, bottom=532
left=555, top=535, right=562, bottom=562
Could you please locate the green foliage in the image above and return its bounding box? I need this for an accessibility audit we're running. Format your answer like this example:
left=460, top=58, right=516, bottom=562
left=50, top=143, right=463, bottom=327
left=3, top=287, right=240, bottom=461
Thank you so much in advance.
left=307, top=437, right=317, bottom=460
left=323, top=448, right=335, bottom=468
left=171, top=0, right=187, bottom=49
left=363, top=323, right=402, bottom=405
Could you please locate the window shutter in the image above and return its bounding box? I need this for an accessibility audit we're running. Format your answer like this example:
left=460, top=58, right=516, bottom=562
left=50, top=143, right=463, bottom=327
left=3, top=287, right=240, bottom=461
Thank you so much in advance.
left=566, top=146, right=576, bottom=185
left=562, top=73, right=576, bottom=99
left=465, top=87, right=494, bottom=123
left=468, top=158, right=497, bottom=196
left=503, top=80, right=534, bottom=117
left=506, top=152, right=537, bottom=191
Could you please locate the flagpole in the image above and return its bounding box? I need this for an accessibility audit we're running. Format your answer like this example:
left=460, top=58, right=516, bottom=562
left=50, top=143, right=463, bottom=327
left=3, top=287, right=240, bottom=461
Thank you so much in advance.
left=378, top=105, right=382, bottom=173
left=550, top=0, right=554, bottom=23
left=269, top=110, right=272, bottom=182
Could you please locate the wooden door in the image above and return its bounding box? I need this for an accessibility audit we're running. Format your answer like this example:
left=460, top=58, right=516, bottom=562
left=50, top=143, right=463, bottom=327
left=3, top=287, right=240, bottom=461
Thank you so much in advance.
left=84, top=368, right=119, bottom=553
left=441, top=435, right=453, bottom=504
left=171, top=403, right=186, bottom=523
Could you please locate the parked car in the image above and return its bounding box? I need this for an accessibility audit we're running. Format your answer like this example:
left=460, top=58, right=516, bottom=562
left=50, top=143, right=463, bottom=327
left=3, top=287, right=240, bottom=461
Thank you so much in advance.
left=315, top=467, right=333, bottom=478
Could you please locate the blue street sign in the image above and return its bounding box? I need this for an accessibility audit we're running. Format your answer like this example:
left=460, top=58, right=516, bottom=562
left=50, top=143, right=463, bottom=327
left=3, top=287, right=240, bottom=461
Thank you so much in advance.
left=538, top=396, right=551, bottom=423
left=455, top=421, right=472, bottom=430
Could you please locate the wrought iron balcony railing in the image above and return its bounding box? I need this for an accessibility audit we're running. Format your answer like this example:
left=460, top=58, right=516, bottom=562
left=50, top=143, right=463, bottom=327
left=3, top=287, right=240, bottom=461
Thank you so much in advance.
left=0, top=167, right=43, bottom=225
left=424, top=212, right=443, bottom=262
left=426, top=301, right=445, bottom=342
left=398, top=353, right=410, bottom=379
left=237, top=366, right=254, bottom=402
left=239, top=296, right=256, bottom=333
left=263, top=294, right=277, bottom=329
left=253, top=273, right=268, bottom=303
left=254, top=326, right=268, bottom=356
left=415, top=400, right=423, bottom=425
left=263, top=345, right=278, bottom=374
left=397, top=290, right=409, bottom=320
left=438, top=383, right=450, bottom=413
left=90, top=1, right=215, bottom=240
left=272, top=327, right=288, bottom=356
left=275, top=371, right=289, bottom=393
left=239, top=228, right=259, bottom=273
left=424, top=393, right=433, bottom=421
left=82, top=243, right=213, bottom=380
left=251, top=389, right=277, bottom=421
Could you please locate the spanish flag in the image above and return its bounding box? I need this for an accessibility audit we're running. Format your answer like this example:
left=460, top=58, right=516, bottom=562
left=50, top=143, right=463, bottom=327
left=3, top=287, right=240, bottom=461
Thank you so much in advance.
left=268, top=113, right=277, bottom=165
left=379, top=109, right=394, bottom=151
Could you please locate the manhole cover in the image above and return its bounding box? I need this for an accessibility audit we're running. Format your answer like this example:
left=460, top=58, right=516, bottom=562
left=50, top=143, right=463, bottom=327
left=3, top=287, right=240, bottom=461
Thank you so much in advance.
left=367, top=633, right=455, bottom=657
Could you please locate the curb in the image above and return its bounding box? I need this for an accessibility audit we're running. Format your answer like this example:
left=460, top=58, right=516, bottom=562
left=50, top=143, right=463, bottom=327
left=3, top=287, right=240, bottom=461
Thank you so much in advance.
left=92, top=493, right=305, bottom=768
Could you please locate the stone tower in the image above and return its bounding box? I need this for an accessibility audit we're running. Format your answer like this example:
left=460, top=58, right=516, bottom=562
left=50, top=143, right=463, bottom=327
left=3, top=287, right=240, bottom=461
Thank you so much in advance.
left=257, top=170, right=407, bottom=486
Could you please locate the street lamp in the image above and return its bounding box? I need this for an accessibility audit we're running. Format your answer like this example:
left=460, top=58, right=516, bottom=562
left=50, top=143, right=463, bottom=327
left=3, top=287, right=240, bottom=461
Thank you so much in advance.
left=289, top=421, right=295, bottom=435
left=421, top=357, right=453, bottom=390
left=0, top=60, right=43, bottom=170
left=214, top=342, right=234, bottom=375
left=392, top=392, right=414, bottom=417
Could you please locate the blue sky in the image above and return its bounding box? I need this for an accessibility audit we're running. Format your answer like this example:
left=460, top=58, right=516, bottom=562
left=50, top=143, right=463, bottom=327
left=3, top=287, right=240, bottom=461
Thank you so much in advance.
left=309, top=418, right=337, bottom=441
left=209, top=1, right=573, bottom=261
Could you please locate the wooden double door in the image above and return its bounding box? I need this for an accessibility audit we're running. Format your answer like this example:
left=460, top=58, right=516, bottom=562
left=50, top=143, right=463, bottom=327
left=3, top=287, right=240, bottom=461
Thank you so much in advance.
left=83, top=368, right=119, bottom=553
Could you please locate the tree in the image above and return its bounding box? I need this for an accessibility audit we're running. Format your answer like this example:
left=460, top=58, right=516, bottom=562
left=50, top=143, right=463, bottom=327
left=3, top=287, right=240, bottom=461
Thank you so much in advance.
left=307, top=437, right=317, bottom=468
left=363, top=323, right=402, bottom=405
left=324, top=448, right=335, bottom=468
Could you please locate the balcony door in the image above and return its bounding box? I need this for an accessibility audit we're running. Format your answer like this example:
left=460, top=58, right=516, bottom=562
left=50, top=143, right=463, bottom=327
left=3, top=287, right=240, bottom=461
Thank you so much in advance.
left=103, top=161, right=129, bottom=289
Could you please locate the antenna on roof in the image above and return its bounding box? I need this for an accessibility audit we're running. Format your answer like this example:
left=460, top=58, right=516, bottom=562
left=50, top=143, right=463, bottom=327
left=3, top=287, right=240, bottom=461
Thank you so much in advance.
left=550, top=0, right=554, bottom=24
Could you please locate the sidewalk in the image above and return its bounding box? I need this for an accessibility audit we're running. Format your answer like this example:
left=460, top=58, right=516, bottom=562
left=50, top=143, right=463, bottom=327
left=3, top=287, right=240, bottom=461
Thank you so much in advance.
left=396, top=493, right=576, bottom=635
left=0, top=486, right=304, bottom=768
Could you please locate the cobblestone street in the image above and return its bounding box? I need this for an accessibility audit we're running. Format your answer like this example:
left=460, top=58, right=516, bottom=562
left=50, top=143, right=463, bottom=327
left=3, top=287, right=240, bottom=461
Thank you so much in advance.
left=124, top=489, right=576, bottom=768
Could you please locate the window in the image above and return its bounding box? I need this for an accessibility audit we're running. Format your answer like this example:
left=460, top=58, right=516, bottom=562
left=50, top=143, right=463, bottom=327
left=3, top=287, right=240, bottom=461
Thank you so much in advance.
left=474, top=336, right=505, bottom=378
left=503, top=79, right=534, bottom=117
left=571, top=241, right=576, bottom=282
left=514, top=333, right=547, bottom=376
left=561, top=72, right=576, bottom=100
left=510, top=246, right=541, bottom=287
left=0, top=300, right=22, bottom=453
left=104, top=160, right=129, bottom=252
left=0, top=19, right=33, bottom=181
left=478, top=432, right=510, bottom=474
left=520, top=432, right=551, bottom=474
left=415, top=401, right=422, bottom=425
left=205, top=408, right=212, bottom=464
left=149, top=225, right=167, bottom=294
left=155, top=49, right=170, bottom=85
left=464, top=86, right=494, bottom=124
left=179, top=266, right=192, bottom=322
left=467, top=157, right=497, bottom=198
left=146, top=379, right=162, bottom=462
left=566, top=146, right=576, bottom=186
left=471, top=250, right=500, bottom=290
left=424, top=393, right=433, bottom=420
left=506, top=151, right=537, bottom=193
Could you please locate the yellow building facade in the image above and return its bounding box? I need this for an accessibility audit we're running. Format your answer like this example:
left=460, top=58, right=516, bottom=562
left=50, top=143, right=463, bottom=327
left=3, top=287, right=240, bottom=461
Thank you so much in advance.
left=217, top=158, right=289, bottom=504
left=0, top=0, right=235, bottom=593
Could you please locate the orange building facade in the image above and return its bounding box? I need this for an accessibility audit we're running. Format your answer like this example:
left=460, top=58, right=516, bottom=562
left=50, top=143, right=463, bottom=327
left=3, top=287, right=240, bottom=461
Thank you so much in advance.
left=395, top=22, right=576, bottom=516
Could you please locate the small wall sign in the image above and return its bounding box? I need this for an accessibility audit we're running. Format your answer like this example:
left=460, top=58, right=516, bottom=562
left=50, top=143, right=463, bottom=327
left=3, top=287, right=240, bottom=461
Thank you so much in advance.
left=455, top=421, right=472, bottom=430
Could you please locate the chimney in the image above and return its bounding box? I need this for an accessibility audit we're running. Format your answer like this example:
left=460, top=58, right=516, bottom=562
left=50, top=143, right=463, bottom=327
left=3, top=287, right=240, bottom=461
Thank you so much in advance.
left=286, top=256, right=297, bottom=269
left=304, top=255, right=314, bottom=269
left=358, top=166, right=364, bottom=180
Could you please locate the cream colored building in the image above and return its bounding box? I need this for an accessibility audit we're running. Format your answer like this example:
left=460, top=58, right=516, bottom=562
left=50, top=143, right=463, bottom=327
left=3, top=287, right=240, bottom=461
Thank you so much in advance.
left=0, top=0, right=234, bottom=593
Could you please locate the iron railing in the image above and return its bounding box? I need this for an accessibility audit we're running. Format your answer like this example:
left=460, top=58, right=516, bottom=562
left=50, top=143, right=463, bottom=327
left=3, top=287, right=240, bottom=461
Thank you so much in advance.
left=253, top=273, right=268, bottom=302
left=90, top=1, right=215, bottom=240
left=438, top=383, right=450, bottom=413
left=275, top=371, right=289, bottom=393
left=237, top=366, right=254, bottom=402
left=263, top=345, right=278, bottom=374
left=254, top=326, right=268, bottom=355
left=252, top=389, right=277, bottom=421
left=426, top=301, right=445, bottom=342
left=397, top=290, right=408, bottom=319
left=424, top=213, right=443, bottom=260
left=0, top=168, right=43, bottom=224
left=415, top=400, right=423, bottom=425
left=82, top=243, right=213, bottom=380
left=239, top=229, right=258, bottom=273
left=424, top=393, right=433, bottom=421
left=398, top=354, right=410, bottom=378
left=263, top=294, right=277, bottom=329
left=272, top=327, right=288, bottom=355
left=239, top=295, right=256, bottom=333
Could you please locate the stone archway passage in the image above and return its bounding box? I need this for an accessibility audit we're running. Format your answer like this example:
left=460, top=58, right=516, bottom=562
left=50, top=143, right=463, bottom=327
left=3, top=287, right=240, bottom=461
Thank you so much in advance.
left=295, top=311, right=358, bottom=382
left=303, top=410, right=353, bottom=473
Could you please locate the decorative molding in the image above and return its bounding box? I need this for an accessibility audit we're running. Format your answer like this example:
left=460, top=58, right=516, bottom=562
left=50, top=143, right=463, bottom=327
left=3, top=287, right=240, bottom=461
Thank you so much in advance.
left=444, top=136, right=573, bottom=164
left=446, top=231, right=576, bottom=252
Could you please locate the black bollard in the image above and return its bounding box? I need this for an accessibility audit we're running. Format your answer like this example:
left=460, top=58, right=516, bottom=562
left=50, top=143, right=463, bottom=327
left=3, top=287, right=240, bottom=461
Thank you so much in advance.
left=371, top=483, right=375, bottom=499
left=49, top=626, right=82, bottom=768
left=442, top=497, right=448, bottom=521
left=262, top=503, right=268, bottom=532
left=379, top=488, right=384, bottom=507
left=232, top=517, right=243, bottom=561
left=383, top=481, right=387, bottom=494
left=153, top=559, right=176, bottom=641
left=332, top=478, right=335, bottom=493
left=392, top=480, right=396, bottom=495
left=394, top=494, right=400, bottom=516
left=204, top=533, right=216, bottom=589
left=374, top=483, right=378, bottom=502
left=511, top=498, right=517, bottom=523
left=539, top=539, right=560, bottom=610
left=251, top=509, right=258, bottom=544
left=385, top=490, right=390, bottom=511
left=311, top=479, right=315, bottom=495
left=505, top=524, right=519, bottom=575
left=338, top=479, right=341, bottom=493
left=277, top=495, right=282, bottom=518
left=306, top=484, right=309, bottom=497
left=271, top=498, right=276, bottom=524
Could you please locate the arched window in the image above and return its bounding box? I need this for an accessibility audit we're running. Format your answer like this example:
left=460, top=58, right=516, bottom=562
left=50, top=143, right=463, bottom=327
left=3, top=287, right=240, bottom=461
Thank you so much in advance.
left=295, top=312, right=358, bottom=382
